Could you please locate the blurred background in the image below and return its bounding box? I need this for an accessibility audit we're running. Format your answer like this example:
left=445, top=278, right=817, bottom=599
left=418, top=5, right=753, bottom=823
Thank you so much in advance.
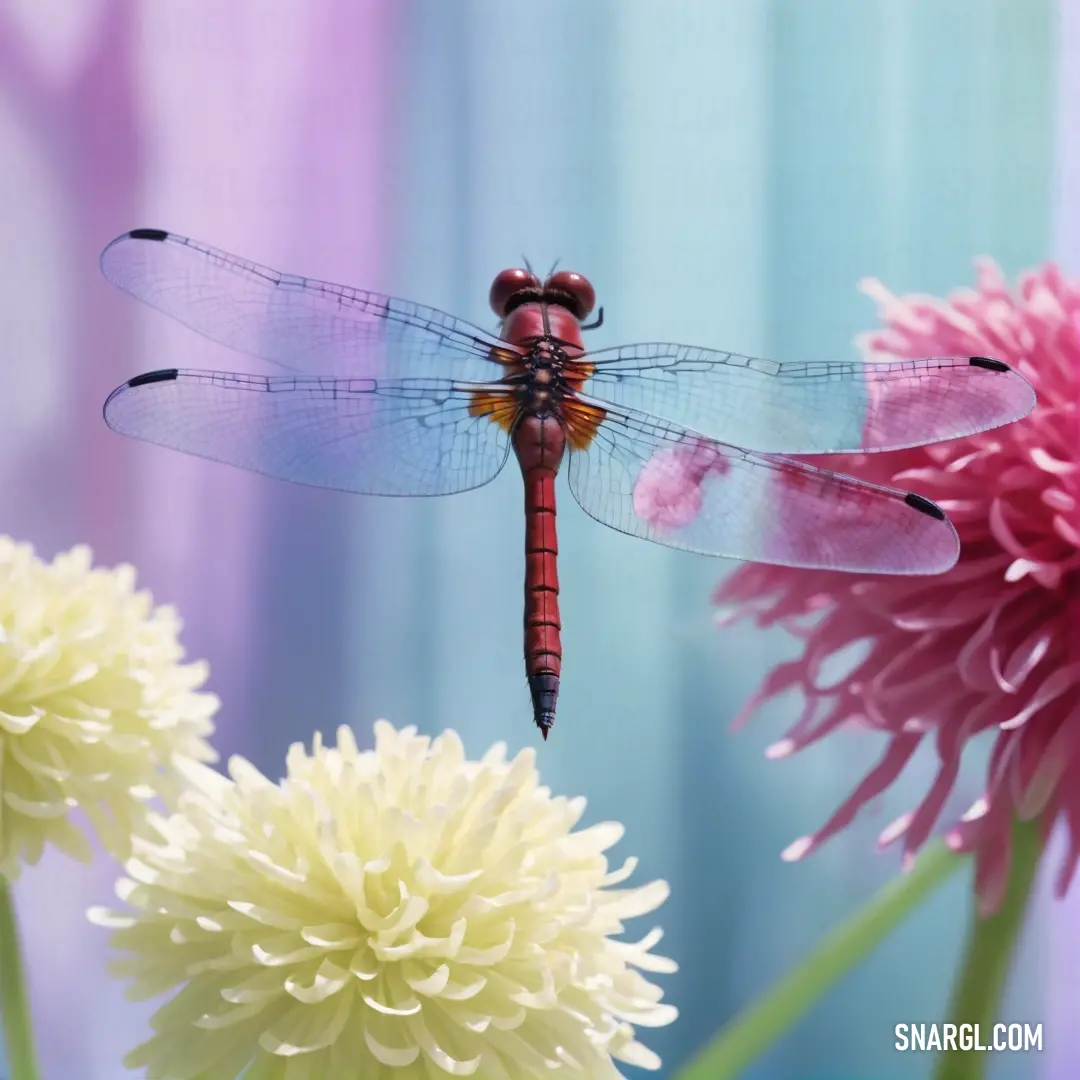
left=0, top=0, right=1071, bottom=1077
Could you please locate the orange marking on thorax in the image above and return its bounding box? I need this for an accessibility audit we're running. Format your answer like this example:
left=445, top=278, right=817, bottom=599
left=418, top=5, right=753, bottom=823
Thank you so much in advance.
left=563, top=397, right=607, bottom=450
left=468, top=343, right=526, bottom=432
left=564, top=362, right=595, bottom=390
left=467, top=390, right=519, bottom=432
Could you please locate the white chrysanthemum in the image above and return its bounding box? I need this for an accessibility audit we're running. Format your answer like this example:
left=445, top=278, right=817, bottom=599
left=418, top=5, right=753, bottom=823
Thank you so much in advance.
left=0, top=537, right=218, bottom=878
left=91, top=722, right=678, bottom=1080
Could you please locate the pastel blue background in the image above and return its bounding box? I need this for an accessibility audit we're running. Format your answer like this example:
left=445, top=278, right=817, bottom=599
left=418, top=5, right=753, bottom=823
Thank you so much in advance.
left=0, top=1, right=1068, bottom=1078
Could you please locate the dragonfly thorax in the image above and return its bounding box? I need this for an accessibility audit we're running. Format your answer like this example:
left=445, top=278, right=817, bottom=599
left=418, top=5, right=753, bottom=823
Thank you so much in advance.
left=502, top=303, right=585, bottom=357
left=514, top=342, right=572, bottom=417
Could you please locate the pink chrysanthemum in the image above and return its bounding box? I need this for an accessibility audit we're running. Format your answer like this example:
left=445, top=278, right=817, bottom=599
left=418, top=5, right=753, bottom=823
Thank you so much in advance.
left=716, top=259, right=1079, bottom=913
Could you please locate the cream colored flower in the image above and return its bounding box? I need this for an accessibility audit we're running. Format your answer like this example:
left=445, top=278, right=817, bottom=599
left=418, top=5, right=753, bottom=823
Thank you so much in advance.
left=0, top=537, right=218, bottom=877
left=91, top=721, right=677, bottom=1080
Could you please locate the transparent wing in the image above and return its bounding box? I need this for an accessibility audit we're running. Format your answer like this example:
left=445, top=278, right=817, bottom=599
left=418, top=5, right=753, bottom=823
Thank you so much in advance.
left=566, top=398, right=960, bottom=575
left=103, top=369, right=514, bottom=496
left=578, top=344, right=1035, bottom=454
left=101, top=229, right=514, bottom=379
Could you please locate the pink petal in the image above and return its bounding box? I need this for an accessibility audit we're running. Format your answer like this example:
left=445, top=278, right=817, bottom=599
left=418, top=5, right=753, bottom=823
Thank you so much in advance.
left=1042, top=487, right=1075, bottom=512
left=1030, top=446, right=1077, bottom=476
left=877, top=812, right=914, bottom=849
left=993, top=625, right=1052, bottom=692
left=956, top=608, right=1005, bottom=692
left=1053, top=515, right=1080, bottom=548
left=999, top=663, right=1080, bottom=730
left=781, top=836, right=816, bottom=862
left=1055, top=800, right=1080, bottom=895
left=1009, top=710, right=1079, bottom=819
left=972, top=802, right=1015, bottom=916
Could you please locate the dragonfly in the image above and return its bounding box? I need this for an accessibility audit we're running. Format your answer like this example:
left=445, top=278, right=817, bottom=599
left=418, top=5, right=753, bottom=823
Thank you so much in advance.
left=100, top=229, right=1036, bottom=739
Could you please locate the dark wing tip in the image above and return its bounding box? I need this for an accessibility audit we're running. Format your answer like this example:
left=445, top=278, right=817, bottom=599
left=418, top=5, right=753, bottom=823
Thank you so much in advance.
left=101, top=228, right=171, bottom=278
left=969, top=355, right=1010, bottom=372
left=126, top=368, right=180, bottom=388
left=904, top=491, right=947, bottom=521
left=103, top=369, right=180, bottom=428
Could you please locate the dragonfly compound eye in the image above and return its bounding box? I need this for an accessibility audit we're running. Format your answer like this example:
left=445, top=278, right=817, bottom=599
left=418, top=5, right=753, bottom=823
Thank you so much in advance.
left=489, top=268, right=542, bottom=318
left=545, top=270, right=596, bottom=321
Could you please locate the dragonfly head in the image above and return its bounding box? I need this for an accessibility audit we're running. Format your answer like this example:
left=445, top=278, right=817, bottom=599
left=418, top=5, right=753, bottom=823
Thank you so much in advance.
left=489, top=267, right=596, bottom=323
left=544, top=270, right=596, bottom=321
left=490, top=268, right=542, bottom=319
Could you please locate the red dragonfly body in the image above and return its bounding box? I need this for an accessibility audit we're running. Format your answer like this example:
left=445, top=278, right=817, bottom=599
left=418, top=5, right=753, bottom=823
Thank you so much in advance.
left=488, top=269, right=601, bottom=733
left=101, top=230, right=1036, bottom=738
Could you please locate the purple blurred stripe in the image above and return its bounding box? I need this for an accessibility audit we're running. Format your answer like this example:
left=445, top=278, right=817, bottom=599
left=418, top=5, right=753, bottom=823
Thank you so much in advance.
left=236, top=0, right=399, bottom=773
left=1055, top=0, right=1080, bottom=278
left=287, top=0, right=396, bottom=272
left=0, top=0, right=141, bottom=564
left=1048, top=4, right=1080, bottom=1078
left=65, top=0, right=142, bottom=568
left=4, top=3, right=146, bottom=1078
left=10, top=3, right=398, bottom=1079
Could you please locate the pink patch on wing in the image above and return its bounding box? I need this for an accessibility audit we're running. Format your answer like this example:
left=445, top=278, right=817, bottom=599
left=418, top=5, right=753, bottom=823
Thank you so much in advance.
left=761, top=455, right=888, bottom=567
left=633, top=439, right=730, bottom=530
left=861, top=364, right=929, bottom=449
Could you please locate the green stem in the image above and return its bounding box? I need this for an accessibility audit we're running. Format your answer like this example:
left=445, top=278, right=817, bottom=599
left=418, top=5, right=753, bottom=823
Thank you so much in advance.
left=671, top=841, right=966, bottom=1080
left=931, top=816, right=1042, bottom=1080
left=0, top=877, right=41, bottom=1080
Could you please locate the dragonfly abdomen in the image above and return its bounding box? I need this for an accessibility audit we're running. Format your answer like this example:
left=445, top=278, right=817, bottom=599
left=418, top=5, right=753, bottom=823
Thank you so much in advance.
left=513, top=414, right=566, bottom=739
